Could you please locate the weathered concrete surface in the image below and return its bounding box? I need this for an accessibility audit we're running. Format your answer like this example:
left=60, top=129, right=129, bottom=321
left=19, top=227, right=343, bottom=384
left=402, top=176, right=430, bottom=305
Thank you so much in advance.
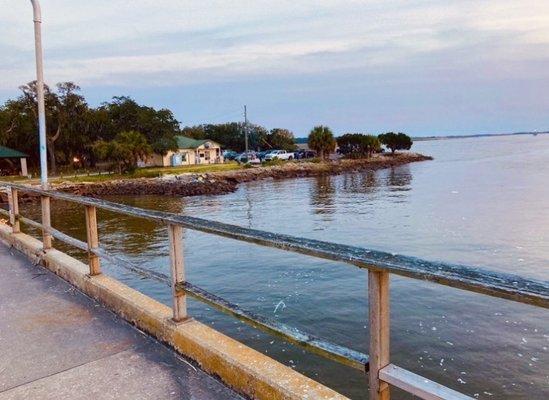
left=0, top=242, right=244, bottom=400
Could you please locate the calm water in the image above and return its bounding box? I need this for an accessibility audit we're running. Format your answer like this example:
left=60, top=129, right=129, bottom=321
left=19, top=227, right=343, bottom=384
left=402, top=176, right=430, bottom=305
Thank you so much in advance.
left=21, top=134, right=549, bottom=399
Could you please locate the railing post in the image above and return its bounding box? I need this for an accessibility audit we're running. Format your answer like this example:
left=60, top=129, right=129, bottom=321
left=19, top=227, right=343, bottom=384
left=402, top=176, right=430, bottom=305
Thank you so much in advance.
left=168, top=224, right=187, bottom=322
left=9, top=188, right=20, bottom=233
left=85, top=205, right=101, bottom=275
left=40, top=194, right=52, bottom=250
left=369, top=270, right=390, bottom=400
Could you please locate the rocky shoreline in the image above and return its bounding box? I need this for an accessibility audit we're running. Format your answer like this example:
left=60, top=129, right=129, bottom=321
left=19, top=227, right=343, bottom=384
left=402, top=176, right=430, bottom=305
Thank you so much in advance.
left=3, top=153, right=432, bottom=202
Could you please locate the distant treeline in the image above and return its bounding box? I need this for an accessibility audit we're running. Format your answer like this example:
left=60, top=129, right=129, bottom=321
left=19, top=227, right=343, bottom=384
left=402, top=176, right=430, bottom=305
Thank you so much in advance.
left=0, top=81, right=299, bottom=172
left=181, top=124, right=297, bottom=153
left=0, top=81, right=180, bottom=173
left=0, top=80, right=412, bottom=172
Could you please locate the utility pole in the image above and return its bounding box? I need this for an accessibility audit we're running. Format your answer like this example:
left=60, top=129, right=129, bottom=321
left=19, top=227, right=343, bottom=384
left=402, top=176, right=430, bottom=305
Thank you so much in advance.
left=30, top=0, right=48, bottom=188
left=244, top=105, right=249, bottom=156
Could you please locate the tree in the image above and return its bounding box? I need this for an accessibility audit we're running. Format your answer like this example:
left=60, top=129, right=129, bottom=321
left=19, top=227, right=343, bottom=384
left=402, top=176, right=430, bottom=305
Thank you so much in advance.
left=18, top=81, right=65, bottom=174
left=197, top=122, right=269, bottom=152
left=248, top=124, right=269, bottom=151
left=1, top=82, right=183, bottom=174
left=0, top=97, right=38, bottom=163
left=266, top=128, right=297, bottom=151
left=82, top=107, right=112, bottom=167
left=0, top=81, right=58, bottom=171
left=100, top=96, right=179, bottom=155
left=308, top=126, right=336, bottom=160
left=0, top=81, right=93, bottom=174
left=93, top=131, right=152, bottom=173
left=203, top=122, right=243, bottom=151
left=378, top=132, right=413, bottom=154
left=180, top=125, right=206, bottom=140
left=337, top=133, right=380, bottom=158
left=363, top=135, right=381, bottom=157
left=54, top=82, right=91, bottom=170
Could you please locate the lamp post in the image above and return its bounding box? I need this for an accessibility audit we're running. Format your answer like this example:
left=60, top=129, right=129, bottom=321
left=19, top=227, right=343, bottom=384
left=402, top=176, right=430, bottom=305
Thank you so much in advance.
left=30, top=0, right=48, bottom=188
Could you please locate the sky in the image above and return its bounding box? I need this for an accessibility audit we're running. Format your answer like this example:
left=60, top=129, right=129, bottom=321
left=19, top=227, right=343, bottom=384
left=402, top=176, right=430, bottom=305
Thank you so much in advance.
left=1, top=0, right=548, bottom=137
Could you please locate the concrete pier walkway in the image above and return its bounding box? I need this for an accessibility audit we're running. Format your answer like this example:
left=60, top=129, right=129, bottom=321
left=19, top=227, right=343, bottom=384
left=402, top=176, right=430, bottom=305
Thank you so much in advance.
left=0, top=242, right=243, bottom=400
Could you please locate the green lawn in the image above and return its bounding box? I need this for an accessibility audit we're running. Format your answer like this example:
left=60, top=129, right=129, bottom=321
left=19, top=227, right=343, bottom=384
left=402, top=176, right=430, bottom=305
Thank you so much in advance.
left=0, top=175, right=31, bottom=182
left=48, top=162, right=243, bottom=184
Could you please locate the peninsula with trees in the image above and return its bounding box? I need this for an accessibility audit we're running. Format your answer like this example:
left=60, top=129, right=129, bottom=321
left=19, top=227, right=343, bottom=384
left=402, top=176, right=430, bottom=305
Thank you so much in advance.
left=0, top=80, right=430, bottom=199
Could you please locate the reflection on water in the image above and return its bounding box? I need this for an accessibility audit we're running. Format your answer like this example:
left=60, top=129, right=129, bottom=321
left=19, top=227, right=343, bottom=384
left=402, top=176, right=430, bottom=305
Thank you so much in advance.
left=386, top=166, right=412, bottom=192
left=18, top=134, right=549, bottom=399
left=341, top=170, right=380, bottom=196
left=310, top=175, right=336, bottom=218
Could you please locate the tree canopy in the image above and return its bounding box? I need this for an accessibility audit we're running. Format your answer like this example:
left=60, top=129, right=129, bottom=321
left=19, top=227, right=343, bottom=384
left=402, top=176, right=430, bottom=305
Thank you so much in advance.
left=94, top=130, right=152, bottom=173
left=180, top=123, right=294, bottom=152
left=266, top=128, right=297, bottom=151
left=308, top=126, right=336, bottom=159
left=99, top=96, right=179, bottom=155
left=378, top=132, right=413, bottom=154
left=337, top=133, right=380, bottom=158
left=0, top=82, right=180, bottom=172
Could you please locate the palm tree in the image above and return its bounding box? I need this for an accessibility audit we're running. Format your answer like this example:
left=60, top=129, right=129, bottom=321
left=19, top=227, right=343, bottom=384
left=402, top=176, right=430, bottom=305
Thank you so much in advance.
left=308, top=126, right=336, bottom=160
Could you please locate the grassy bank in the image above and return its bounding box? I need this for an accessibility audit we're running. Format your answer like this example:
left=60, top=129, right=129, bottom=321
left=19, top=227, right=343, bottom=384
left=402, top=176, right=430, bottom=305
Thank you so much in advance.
left=48, top=162, right=243, bottom=184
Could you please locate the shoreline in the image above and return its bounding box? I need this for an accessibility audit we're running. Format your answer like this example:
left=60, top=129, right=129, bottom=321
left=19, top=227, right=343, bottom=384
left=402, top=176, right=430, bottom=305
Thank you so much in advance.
left=59, top=152, right=431, bottom=198
left=3, top=152, right=432, bottom=202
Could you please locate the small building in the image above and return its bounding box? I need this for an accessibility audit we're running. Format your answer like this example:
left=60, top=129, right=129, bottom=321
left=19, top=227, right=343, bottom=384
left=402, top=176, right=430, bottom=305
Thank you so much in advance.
left=141, top=136, right=224, bottom=168
left=0, top=146, right=28, bottom=176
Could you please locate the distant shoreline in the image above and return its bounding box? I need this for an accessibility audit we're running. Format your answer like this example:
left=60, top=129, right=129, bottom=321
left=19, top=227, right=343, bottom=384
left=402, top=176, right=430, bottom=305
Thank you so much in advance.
left=412, top=131, right=548, bottom=142
left=50, top=153, right=432, bottom=199
left=294, top=131, right=548, bottom=144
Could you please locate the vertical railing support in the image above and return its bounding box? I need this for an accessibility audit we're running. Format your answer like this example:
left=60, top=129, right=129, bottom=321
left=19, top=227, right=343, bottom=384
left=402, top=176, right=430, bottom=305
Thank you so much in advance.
left=9, top=188, right=20, bottom=233
left=85, top=205, right=101, bottom=275
left=369, top=270, right=391, bottom=400
left=168, top=224, right=187, bottom=322
left=40, top=194, right=52, bottom=250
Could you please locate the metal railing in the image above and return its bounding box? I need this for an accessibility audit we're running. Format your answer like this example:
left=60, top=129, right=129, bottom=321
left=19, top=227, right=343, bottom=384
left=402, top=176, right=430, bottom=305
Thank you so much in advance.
left=1, top=181, right=547, bottom=400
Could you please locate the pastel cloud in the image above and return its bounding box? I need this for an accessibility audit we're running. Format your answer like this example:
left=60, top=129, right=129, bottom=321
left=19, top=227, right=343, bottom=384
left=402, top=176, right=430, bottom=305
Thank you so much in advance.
left=1, top=0, right=548, bottom=134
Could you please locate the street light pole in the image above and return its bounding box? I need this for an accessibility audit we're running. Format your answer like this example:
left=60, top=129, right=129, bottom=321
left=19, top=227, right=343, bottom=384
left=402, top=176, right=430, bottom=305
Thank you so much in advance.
left=30, top=0, right=48, bottom=188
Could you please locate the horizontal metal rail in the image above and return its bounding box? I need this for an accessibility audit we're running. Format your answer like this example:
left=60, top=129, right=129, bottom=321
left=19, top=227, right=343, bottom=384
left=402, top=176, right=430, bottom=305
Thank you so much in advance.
left=177, top=282, right=369, bottom=370
left=3, top=182, right=548, bottom=309
left=379, top=364, right=474, bottom=399
left=0, top=206, right=367, bottom=370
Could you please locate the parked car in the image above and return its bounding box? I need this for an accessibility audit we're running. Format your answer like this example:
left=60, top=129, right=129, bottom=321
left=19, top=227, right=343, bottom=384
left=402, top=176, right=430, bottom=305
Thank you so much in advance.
left=257, top=150, right=274, bottom=161
left=294, top=149, right=316, bottom=160
left=223, top=150, right=239, bottom=160
left=235, top=151, right=260, bottom=164
left=264, top=150, right=295, bottom=161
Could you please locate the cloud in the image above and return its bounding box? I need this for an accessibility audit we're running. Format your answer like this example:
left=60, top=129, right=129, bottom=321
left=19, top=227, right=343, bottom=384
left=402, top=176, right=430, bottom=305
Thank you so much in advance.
left=1, top=0, right=549, bottom=91
left=1, top=0, right=548, bottom=135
